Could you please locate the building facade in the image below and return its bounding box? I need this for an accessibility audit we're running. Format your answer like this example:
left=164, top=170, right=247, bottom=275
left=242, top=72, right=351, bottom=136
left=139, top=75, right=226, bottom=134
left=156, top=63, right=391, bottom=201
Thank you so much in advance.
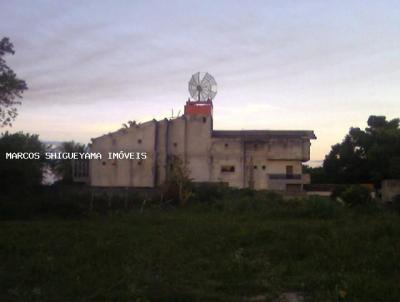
left=88, top=100, right=316, bottom=191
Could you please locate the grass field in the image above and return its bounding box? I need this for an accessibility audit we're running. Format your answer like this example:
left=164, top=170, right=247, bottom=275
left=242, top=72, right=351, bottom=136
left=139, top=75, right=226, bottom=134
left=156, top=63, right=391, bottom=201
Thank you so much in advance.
left=1, top=194, right=400, bottom=302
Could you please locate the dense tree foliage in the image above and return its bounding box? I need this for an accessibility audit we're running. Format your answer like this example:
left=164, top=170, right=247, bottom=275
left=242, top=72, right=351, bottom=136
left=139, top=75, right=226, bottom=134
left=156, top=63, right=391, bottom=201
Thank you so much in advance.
left=0, top=37, right=28, bottom=127
left=340, top=185, right=372, bottom=207
left=307, top=115, right=400, bottom=185
left=53, top=141, right=86, bottom=183
left=302, top=166, right=327, bottom=184
left=0, top=132, right=45, bottom=191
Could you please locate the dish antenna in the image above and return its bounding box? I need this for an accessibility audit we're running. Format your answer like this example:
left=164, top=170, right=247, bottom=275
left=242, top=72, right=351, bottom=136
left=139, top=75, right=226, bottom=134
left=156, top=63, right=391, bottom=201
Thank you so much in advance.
left=188, top=72, right=217, bottom=102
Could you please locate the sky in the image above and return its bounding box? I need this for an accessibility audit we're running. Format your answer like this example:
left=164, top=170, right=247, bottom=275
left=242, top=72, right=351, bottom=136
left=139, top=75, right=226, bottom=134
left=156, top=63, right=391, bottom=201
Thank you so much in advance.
left=1, top=0, right=399, bottom=160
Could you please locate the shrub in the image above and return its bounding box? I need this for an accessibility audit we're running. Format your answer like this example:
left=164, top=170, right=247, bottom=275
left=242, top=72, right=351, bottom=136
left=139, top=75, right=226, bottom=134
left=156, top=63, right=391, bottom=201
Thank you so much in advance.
left=330, top=185, right=347, bottom=199
left=303, top=196, right=342, bottom=219
left=0, top=132, right=46, bottom=192
left=162, top=155, right=193, bottom=206
left=256, top=190, right=283, bottom=204
left=191, top=182, right=230, bottom=203
left=261, top=196, right=342, bottom=219
left=340, top=185, right=371, bottom=207
left=0, top=192, right=86, bottom=220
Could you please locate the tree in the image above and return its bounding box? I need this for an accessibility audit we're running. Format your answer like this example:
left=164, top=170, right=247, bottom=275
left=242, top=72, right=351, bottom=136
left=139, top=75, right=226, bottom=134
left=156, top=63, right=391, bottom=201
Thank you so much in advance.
left=52, top=141, right=86, bottom=183
left=340, top=185, right=372, bottom=207
left=163, top=155, right=193, bottom=205
left=321, top=115, right=400, bottom=186
left=302, top=165, right=328, bottom=184
left=0, top=37, right=28, bottom=127
left=0, top=132, right=45, bottom=191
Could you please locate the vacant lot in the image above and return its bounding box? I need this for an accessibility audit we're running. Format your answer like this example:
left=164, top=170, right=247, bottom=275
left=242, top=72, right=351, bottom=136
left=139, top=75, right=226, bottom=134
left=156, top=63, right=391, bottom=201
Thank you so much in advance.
left=1, top=197, right=399, bottom=302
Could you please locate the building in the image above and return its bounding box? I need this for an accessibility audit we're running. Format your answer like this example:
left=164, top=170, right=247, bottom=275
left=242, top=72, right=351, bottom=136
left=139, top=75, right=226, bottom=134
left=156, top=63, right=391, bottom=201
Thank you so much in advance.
left=381, top=179, right=400, bottom=202
left=88, top=99, right=316, bottom=191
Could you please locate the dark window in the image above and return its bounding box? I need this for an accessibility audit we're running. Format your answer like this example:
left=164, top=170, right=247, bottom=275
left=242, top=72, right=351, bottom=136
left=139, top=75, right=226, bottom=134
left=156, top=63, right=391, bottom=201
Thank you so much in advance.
left=262, top=165, right=266, bottom=170
left=173, top=142, right=178, bottom=147
left=253, top=165, right=257, bottom=169
left=202, top=117, right=207, bottom=123
left=254, top=144, right=258, bottom=149
left=286, top=165, right=293, bottom=176
left=138, top=161, right=142, bottom=166
left=224, top=143, right=229, bottom=148
left=138, top=139, right=142, bottom=144
left=221, top=165, right=235, bottom=172
left=102, top=161, right=106, bottom=166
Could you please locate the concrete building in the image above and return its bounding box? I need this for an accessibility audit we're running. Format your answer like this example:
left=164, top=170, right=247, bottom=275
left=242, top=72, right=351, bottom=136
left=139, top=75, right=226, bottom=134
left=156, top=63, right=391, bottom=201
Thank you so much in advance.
left=381, top=179, right=400, bottom=202
left=88, top=100, right=316, bottom=191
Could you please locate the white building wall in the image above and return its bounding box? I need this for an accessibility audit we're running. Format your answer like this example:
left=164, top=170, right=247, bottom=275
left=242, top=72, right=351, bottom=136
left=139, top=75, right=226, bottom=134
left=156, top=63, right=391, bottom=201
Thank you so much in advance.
left=90, top=121, right=156, bottom=187
left=210, top=138, right=244, bottom=188
left=88, top=112, right=314, bottom=191
left=186, top=115, right=212, bottom=182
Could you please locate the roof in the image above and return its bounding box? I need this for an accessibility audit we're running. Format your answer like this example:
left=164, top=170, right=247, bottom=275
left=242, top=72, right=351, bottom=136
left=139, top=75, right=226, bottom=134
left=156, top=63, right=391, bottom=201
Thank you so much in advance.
left=212, top=130, right=316, bottom=140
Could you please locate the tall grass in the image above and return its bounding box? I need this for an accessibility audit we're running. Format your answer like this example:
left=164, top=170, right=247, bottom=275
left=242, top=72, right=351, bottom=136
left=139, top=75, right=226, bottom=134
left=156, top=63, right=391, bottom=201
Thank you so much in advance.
left=1, top=185, right=399, bottom=301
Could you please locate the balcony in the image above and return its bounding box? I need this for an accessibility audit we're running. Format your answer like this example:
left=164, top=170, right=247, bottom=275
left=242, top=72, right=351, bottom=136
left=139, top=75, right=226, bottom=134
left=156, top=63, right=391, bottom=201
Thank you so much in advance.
left=268, top=174, right=302, bottom=180
left=267, top=173, right=310, bottom=191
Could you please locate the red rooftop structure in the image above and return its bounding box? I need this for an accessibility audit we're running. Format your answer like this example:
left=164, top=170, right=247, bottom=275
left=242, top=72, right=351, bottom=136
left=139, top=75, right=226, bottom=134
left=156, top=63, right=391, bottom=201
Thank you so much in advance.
left=184, top=98, right=213, bottom=116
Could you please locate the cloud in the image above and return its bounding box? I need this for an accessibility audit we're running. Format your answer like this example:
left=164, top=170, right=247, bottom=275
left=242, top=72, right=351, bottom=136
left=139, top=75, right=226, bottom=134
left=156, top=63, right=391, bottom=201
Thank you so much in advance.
left=2, top=0, right=400, bottom=160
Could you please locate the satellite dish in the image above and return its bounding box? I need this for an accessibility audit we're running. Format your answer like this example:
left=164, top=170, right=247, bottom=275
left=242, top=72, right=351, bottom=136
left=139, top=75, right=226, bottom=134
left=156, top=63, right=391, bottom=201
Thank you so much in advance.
left=188, top=72, right=217, bottom=102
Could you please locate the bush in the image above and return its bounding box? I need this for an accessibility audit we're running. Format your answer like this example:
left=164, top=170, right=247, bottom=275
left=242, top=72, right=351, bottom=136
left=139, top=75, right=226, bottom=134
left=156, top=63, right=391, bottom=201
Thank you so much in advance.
left=190, top=182, right=230, bottom=203
left=263, top=196, right=343, bottom=219
left=0, top=195, right=86, bottom=220
left=340, top=185, right=371, bottom=207
left=162, top=155, right=193, bottom=205
left=291, top=196, right=342, bottom=219
left=208, top=189, right=280, bottom=213
left=206, top=190, right=342, bottom=219
left=330, top=185, right=347, bottom=199
left=0, top=132, right=46, bottom=192
left=0, top=185, right=96, bottom=220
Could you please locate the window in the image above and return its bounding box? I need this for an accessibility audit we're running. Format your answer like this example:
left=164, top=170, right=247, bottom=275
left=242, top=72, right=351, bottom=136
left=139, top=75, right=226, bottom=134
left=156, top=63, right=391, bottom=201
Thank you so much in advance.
left=202, top=117, right=207, bottom=123
left=137, top=139, right=142, bottom=144
left=253, top=165, right=257, bottom=169
left=173, top=142, right=178, bottom=147
left=224, top=143, right=229, bottom=148
left=262, top=165, right=266, bottom=170
left=221, top=165, right=235, bottom=173
left=286, top=165, right=293, bottom=177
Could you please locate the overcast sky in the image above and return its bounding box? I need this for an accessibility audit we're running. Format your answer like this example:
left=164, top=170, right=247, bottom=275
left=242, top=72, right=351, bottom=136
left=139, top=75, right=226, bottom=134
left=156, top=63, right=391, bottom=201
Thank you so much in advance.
left=1, top=0, right=399, bottom=160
